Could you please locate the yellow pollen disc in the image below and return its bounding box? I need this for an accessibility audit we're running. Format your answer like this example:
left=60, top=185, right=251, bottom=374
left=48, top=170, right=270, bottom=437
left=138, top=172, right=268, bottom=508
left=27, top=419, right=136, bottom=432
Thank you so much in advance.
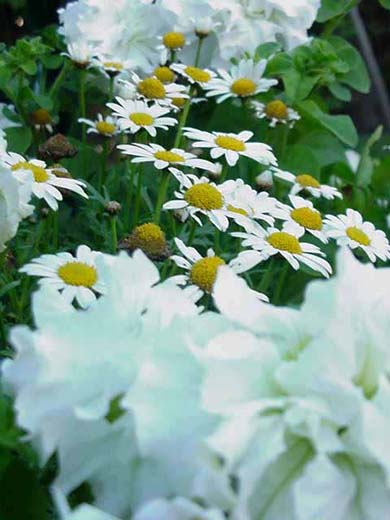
left=346, top=226, right=371, bottom=246
left=103, top=61, right=123, bottom=70
left=96, top=121, right=116, bottom=135
left=184, top=183, right=224, bottom=210
left=129, top=112, right=154, bottom=126
left=32, top=108, right=52, bottom=125
left=154, top=66, right=175, bottom=83
left=57, top=261, right=98, bottom=287
left=214, top=135, right=246, bottom=152
left=227, top=204, right=248, bottom=216
left=231, top=78, right=257, bottom=97
left=172, top=97, right=186, bottom=108
left=291, top=207, right=322, bottom=230
left=184, top=66, right=211, bottom=83
left=267, top=231, right=302, bottom=254
left=138, top=77, right=166, bottom=99
left=163, top=31, right=186, bottom=49
left=154, top=150, right=185, bottom=163
left=12, top=161, right=49, bottom=183
left=132, top=223, right=166, bottom=256
left=265, top=100, right=288, bottom=120
left=190, top=256, right=225, bottom=293
left=296, top=174, right=321, bottom=189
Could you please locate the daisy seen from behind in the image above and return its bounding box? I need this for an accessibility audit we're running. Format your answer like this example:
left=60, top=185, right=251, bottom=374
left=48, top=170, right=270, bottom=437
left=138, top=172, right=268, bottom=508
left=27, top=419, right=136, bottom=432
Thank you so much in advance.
left=183, top=127, right=277, bottom=167
left=324, top=208, right=390, bottom=262
left=232, top=221, right=332, bottom=277
left=4, top=152, right=88, bottom=211
left=203, top=58, right=277, bottom=103
left=107, top=98, right=177, bottom=137
left=20, top=245, right=105, bottom=309
left=274, top=168, right=342, bottom=200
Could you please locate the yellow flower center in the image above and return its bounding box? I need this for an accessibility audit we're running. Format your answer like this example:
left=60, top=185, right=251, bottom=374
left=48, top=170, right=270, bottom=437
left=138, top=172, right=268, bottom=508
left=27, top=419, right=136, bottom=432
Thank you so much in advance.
left=12, top=161, right=49, bottom=183
left=95, top=121, right=116, bottom=135
left=184, top=66, right=211, bottom=83
left=31, top=108, right=52, bottom=125
left=57, top=261, right=98, bottom=287
left=154, top=150, right=185, bottom=163
left=214, top=135, right=246, bottom=152
left=184, top=183, right=224, bottom=210
left=103, top=61, right=123, bottom=70
left=265, top=100, right=288, bottom=120
left=163, top=31, right=186, bottom=49
left=267, top=231, right=302, bottom=254
left=138, top=77, right=166, bottom=99
left=231, top=78, right=257, bottom=97
left=291, top=207, right=322, bottom=230
left=296, top=174, right=321, bottom=189
left=190, top=256, right=225, bottom=293
left=132, top=223, right=167, bottom=256
left=172, top=97, right=186, bottom=108
left=129, top=112, right=154, bottom=126
left=346, top=226, right=371, bottom=246
left=154, top=66, right=175, bottom=84
left=227, top=204, right=248, bottom=216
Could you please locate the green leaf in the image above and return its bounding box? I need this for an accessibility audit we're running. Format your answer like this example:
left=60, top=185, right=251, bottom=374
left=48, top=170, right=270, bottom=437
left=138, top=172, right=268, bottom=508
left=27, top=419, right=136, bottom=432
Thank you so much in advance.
left=379, top=0, right=390, bottom=8
left=33, top=93, right=54, bottom=111
left=4, top=126, right=32, bottom=154
left=317, top=0, right=359, bottom=22
left=355, top=126, right=383, bottom=188
left=328, top=82, right=351, bottom=102
left=282, top=144, right=320, bottom=176
left=255, top=42, right=281, bottom=60
left=297, top=100, right=358, bottom=147
left=297, top=131, right=346, bottom=167
left=20, top=60, right=37, bottom=75
left=329, top=37, right=370, bottom=93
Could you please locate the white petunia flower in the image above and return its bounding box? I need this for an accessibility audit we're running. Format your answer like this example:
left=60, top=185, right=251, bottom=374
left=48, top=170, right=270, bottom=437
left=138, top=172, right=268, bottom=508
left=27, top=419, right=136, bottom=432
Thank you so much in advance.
left=232, top=221, right=332, bottom=277
left=78, top=114, right=120, bottom=137
left=170, top=237, right=268, bottom=302
left=3, top=152, right=88, bottom=211
left=274, top=195, right=327, bottom=243
left=324, top=209, right=390, bottom=262
left=170, top=63, right=216, bottom=87
left=183, top=127, right=277, bottom=167
left=107, top=98, right=177, bottom=137
left=133, top=497, right=225, bottom=520
left=117, top=143, right=215, bottom=172
left=163, top=169, right=232, bottom=231
left=251, top=99, right=300, bottom=128
left=203, top=58, right=277, bottom=103
left=123, top=72, right=188, bottom=106
left=274, top=168, right=343, bottom=200
left=20, top=245, right=105, bottom=309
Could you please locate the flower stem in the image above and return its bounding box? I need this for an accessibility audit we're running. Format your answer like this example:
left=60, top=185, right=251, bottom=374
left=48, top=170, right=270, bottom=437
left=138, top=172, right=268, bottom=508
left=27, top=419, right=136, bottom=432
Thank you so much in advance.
left=272, top=262, right=289, bottom=305
left=109, top=76, right=115, bottom=102
left=194, top=37, right=204, bottom=67
left=133, top=166, right=143, bottom=226
left=111, top=217, right=118, bottom=253
left=258, top=258, right=275, bottom=294
left=80, top=69, right=87, bottom=146
left=50, top=60, right=70, bottom=98
left=154, top=171, right=170, bottom=224
left=187, top=220, right=197, bottom=246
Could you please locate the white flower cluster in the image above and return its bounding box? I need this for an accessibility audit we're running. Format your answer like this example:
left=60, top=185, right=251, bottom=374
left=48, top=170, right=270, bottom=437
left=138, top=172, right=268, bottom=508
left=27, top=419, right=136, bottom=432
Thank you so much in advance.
left=3, top=248, right=390, bottom=519
left=58, top=0, right=321, bottom=71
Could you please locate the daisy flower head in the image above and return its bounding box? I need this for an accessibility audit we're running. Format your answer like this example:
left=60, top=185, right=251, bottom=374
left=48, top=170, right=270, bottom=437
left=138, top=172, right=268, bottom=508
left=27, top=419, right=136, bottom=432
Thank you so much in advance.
left=163, top=169, right=232, bottom=231
left=91, top=55, right=132, bottom=78
left=324, top=209, right=390, bottom=263
left=153, top=65, right=176, bottom=84
left=4, top=152, right=88, bottom=211
left=170, top=63, right=216, bottom=87
left=158, top=30, right=190, bottom=63
left=20, top=245, right=105, bottom=309
left=107, top=98, right=177, bottom=137
left=274, top=168, right=342, bottom=200
left=117, top=143, right=215, bottom=172
left=183, top=127, right=277, bottom=167
left=274, top=195, right=327, bottom=243
left=127, top=72, right=188, bottom=106
left=203, top=58, right=278, bottom=103
left=78, top=114, right=120, bottom=137
left=170, top=237, right=268, bottom=302
left=232, top=221, right=332, bottom=278
left=251, top=99, right=300, bottom=128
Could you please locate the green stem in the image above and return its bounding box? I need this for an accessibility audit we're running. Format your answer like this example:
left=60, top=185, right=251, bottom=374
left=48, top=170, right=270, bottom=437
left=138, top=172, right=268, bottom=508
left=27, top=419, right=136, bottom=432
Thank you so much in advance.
left=219, top=163, right=229, bottom=182
left=133, top=166, right=143, bottom=226
left=194, top=37, right=204, bottom=67
left=125, top=162, right=134, bottom=230
left=258, top=258, right=275, bottom=294
left=52, top=210, right=59, bottom=251
left=272, top=262, right=289, bottom=305
left=214, top=227, right=221, bottom=254
left=109, top=76, right=115, bottom=102
left=154, top=172, right=170, bottom=224
left=50, top=60, right=70, bottom=98
left=173, top=88, right=193, bottom=149
left=187, top=220, right=197, bottom=246
left=110, top=217, right=118, bottom=253
left=99, top=140, right=109, bottom=191
left=80, top=69, right=87, bottom=146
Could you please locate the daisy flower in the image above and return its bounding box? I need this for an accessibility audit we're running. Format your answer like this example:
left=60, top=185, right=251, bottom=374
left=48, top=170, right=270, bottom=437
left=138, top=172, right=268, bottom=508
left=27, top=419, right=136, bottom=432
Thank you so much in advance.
left=251, top=99, right=300, bottom=128
left=117, top=143, right=215, bottom=172
left=124, top=73, right=188, bottom=106
left=274, top=195, right=327, bottom=243
left=153, top=65, right=177, bottom=84
left=91, top=55, right=132, bottom=78
left=158, top=30, right=190, bottom=63
left=223, top=178, right=278, bottom=227
left=232, top=221, right=332, bottom=278
left=20, top=245, right=105, bottom=309
left=323, top=209, right=390, bottom=263
left=274, top=168, right=342, bottom=200
left=31, top=108, right=54, bottom=133
left=183, top=127, right=277, bottom=167
left=4, top=152, right=88, bottom=211
left=163, top=169, right=232, bottom=231
left=78, top=114, right=120, bottom=137
left=107, top=98, right=177, bottom=137
left=170, top=63, right=216, bottom=87
left=170, top=237, right=268, bottom=301
left=203, top=58, right=277, bottom=103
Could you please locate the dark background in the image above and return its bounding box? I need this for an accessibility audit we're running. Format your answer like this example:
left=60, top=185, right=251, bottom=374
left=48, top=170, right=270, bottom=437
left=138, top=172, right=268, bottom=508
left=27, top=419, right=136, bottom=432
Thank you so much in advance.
left=0, top=0, right=389, bottom=133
